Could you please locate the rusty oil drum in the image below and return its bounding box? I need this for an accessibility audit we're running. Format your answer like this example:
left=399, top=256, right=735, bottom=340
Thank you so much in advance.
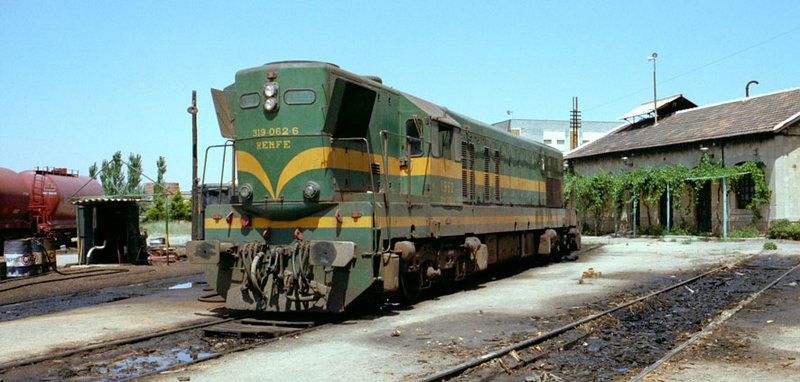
left=3, top=238, right=53, bottom=278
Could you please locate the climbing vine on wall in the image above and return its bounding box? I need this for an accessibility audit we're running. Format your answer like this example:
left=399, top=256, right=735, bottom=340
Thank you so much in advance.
left=565, top=154, right=770, bottom=233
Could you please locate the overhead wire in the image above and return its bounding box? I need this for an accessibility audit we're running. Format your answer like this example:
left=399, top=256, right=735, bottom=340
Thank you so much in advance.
left=585, top=25, right=800, bottom=114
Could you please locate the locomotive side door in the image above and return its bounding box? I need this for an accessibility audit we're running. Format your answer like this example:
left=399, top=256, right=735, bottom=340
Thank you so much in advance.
left=399, top=116, right=430, bottom=200
left=429, top=121, right=462, bottom=205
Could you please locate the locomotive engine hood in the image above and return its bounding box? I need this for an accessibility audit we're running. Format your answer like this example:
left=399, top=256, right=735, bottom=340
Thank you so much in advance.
left=213, top=62, right=380, bottom=220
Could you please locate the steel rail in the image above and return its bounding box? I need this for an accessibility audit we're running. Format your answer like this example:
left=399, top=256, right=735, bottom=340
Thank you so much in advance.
left=417, top=262, right=732, bottom=382
left=628, top=261, right=800, bottom=382
left=0, top=314, right=250, bottom=371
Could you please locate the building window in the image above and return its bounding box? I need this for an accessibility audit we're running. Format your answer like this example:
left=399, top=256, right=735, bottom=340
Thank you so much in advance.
left=544, top=139, right=552, bottom=144
left=736, top=173, right=755, bottom=209
left=556, top=139, right=565, bottom=145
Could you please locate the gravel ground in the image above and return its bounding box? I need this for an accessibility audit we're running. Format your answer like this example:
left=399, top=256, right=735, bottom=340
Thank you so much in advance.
left=652, top=259, right=800, bottom=381
left=456, top=254, right=799, bottom=381
left=146, top=237, right=800, bottom=382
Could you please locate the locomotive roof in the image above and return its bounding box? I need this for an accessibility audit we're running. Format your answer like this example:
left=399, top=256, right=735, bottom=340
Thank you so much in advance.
left=238, top=61, right=561, bottom=157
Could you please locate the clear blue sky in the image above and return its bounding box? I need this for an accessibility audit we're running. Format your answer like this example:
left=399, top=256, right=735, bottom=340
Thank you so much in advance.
left=1, top=1, right=798, bottom=189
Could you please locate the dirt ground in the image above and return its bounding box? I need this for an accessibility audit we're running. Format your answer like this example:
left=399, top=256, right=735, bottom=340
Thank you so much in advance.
left=0, top=260, right=204, bottom=307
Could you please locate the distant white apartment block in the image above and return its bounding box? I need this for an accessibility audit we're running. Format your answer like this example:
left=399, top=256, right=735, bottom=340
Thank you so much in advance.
left=492, top=119, right=620, bottom=153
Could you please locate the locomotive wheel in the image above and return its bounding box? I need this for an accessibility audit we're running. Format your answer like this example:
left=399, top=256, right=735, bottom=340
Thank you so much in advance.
left=401, top=269, right=423, bottom=301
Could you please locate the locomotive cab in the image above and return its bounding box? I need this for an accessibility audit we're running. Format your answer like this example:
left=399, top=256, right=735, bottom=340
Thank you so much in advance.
left=192, top=62, right=389, bottom=312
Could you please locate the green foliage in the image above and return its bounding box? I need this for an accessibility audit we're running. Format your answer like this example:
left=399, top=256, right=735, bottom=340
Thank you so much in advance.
left=169, top=193, right=192, bottom=221
left=98, top=151, right=125, bottom=195
left=126, top=153, right=143, bottom=195
left=680, top=239, right=693, bottom=245
left=91, top=151, right=145, bottom=196
left=144, top=196, right=165, bottom=222
left=565, top=171, right=616, bottom=234
left=767, top=219, right=800, bottom=240
left=144, top=193, right=192, bottom=222
left=565, top=155, right=770, bottom=235
left=668, top=220, right=692, bottom=236
left=144, top=156, right=172, bottom=223
left=763, top=242, right=777, bottom=250
left=154, top=156, right=167, bottom=195
left=639, top=225, right=665, bottom=237
left=727, top=226, right=759, bottom=238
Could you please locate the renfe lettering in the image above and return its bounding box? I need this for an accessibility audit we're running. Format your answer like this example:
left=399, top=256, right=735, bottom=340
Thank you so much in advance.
left=256, top=140, right=292, bottom=150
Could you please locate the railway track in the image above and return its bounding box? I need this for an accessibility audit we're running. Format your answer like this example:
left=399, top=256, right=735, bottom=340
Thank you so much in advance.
left=0, top=311, right=330, bottom=381
left=418, top=254, right=800, bottom=381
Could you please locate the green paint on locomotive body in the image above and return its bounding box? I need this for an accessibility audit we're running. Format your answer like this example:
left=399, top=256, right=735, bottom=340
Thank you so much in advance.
left=198, top=61, right=571, bottom=313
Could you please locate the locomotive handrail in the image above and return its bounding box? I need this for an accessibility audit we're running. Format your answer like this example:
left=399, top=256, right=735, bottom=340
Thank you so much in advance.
left=201, top=141, right=236, bottom=205
left=378, top=130, right=393, bottom=252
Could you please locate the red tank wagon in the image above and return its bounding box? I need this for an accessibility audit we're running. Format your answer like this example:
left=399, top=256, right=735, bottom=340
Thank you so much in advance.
left=0, top=167, right=104, bottom=238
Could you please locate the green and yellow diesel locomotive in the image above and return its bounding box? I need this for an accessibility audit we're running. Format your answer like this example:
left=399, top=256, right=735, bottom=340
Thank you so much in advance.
left=188, top=61, right=580, bottom=312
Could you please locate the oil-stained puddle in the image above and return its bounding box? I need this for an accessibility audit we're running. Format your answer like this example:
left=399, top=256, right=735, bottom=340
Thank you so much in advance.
left=108, top=348, right=214, bottom=377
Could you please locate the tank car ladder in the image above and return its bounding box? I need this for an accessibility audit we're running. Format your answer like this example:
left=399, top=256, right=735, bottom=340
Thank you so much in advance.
left=29, top=171, right=49, bottom=230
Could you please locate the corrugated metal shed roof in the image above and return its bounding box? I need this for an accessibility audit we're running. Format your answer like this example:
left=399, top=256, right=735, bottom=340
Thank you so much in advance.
left=617, top=94, right=696, bottom=120
left=72, top=197, right=141, bottom=205
left=566, top=88, right=800, bottom=159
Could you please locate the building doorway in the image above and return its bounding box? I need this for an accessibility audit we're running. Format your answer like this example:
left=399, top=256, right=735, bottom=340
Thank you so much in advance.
left=696, top=182, right=712, bottom=232
left=659, top=191, right=668, bottom=228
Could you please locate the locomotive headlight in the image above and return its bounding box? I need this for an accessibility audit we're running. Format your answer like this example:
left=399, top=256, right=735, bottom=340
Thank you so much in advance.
left=263, top=82, right=280, bottom=112
left=264, top=97, right=279, bottom=112
left=302, top=181, right=320, bottom=200
left=239, top=183, right=254, bottom=200
left=264, top=82, right=279, bottom=97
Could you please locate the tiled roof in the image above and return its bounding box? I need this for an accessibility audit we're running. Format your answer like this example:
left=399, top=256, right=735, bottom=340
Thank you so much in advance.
left=566, top=88, right=800, bottom=159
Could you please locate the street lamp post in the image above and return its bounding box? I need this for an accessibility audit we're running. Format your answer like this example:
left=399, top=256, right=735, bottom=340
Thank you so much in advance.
left=648, top=52, right=658, bottom=125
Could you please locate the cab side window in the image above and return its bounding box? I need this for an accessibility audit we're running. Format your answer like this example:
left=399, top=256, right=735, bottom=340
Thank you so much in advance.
left=439, top=124, right=453, bottom=160
left=406, top=119, right=423, bottom=157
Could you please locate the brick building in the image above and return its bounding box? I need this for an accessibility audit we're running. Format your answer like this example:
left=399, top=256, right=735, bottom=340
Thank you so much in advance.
left=144, top=182, right=180, bottom=195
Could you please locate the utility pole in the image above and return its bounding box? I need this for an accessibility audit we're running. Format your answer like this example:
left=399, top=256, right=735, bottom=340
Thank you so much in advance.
left=569, top=97, right=581, bottom=150
left=648, top=52, right=658, bottom=125
left=188, top=91, right=199, bottom=240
